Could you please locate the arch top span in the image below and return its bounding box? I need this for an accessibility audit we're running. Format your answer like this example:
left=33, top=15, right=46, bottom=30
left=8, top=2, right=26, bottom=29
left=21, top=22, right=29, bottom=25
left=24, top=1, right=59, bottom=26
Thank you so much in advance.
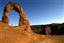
left=4, top=2, right=23, bottom=14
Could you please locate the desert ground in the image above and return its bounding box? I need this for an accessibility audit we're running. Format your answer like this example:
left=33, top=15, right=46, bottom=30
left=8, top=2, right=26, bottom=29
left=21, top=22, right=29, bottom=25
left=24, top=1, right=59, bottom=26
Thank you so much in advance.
left=0, top=22, right=64, bottom=43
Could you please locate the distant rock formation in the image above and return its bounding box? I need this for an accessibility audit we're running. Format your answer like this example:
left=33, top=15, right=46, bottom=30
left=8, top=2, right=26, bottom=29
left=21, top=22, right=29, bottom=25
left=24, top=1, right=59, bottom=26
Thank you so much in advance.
left=44, top=26, right=51, bottom=35
left=31, top=23, right=64, bottom=35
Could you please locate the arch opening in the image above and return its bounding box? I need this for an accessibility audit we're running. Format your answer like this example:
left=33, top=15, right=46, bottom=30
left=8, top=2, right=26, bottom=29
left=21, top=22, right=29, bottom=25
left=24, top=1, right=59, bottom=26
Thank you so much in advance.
left=8, top=10, right=20, bottom=26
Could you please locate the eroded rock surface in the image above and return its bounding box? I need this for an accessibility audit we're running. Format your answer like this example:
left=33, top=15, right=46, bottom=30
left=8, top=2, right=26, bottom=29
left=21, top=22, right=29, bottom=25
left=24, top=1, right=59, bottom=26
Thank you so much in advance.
left=2, top=2, right=31, bottom=33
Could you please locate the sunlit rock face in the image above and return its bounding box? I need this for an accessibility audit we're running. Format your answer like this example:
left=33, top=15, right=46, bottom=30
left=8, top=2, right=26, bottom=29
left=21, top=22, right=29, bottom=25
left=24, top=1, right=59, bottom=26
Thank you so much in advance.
left=2, top=2, right=32, bottom=33
left=0, top=2, right=41, bottom=43
left=0, top=2, right=64, bottom=43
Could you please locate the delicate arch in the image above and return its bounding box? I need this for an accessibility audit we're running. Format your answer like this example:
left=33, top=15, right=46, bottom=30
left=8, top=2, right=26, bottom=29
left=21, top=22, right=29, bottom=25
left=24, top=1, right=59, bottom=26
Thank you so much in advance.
left=2, top=2, right=32, bottom=33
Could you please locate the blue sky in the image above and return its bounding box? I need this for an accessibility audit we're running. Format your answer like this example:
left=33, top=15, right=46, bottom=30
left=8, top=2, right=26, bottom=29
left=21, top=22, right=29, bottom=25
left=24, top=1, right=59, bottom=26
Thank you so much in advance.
left=0, top=0, right=64, bottom=26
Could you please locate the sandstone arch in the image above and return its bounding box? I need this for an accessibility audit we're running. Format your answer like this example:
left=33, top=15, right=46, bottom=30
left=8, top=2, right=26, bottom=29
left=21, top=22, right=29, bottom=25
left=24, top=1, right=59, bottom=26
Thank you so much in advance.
left=2, top=2, right=32, bottom=33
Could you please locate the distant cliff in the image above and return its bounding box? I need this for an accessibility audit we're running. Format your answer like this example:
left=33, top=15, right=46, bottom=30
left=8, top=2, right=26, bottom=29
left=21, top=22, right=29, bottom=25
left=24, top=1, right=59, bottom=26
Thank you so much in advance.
left=31, top=23, right=64, bottom=35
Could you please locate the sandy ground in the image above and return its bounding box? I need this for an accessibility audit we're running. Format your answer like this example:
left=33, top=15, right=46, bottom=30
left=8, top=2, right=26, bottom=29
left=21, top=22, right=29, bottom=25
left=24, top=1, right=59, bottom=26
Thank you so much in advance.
left=0, top=22, right=64, bottom=43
